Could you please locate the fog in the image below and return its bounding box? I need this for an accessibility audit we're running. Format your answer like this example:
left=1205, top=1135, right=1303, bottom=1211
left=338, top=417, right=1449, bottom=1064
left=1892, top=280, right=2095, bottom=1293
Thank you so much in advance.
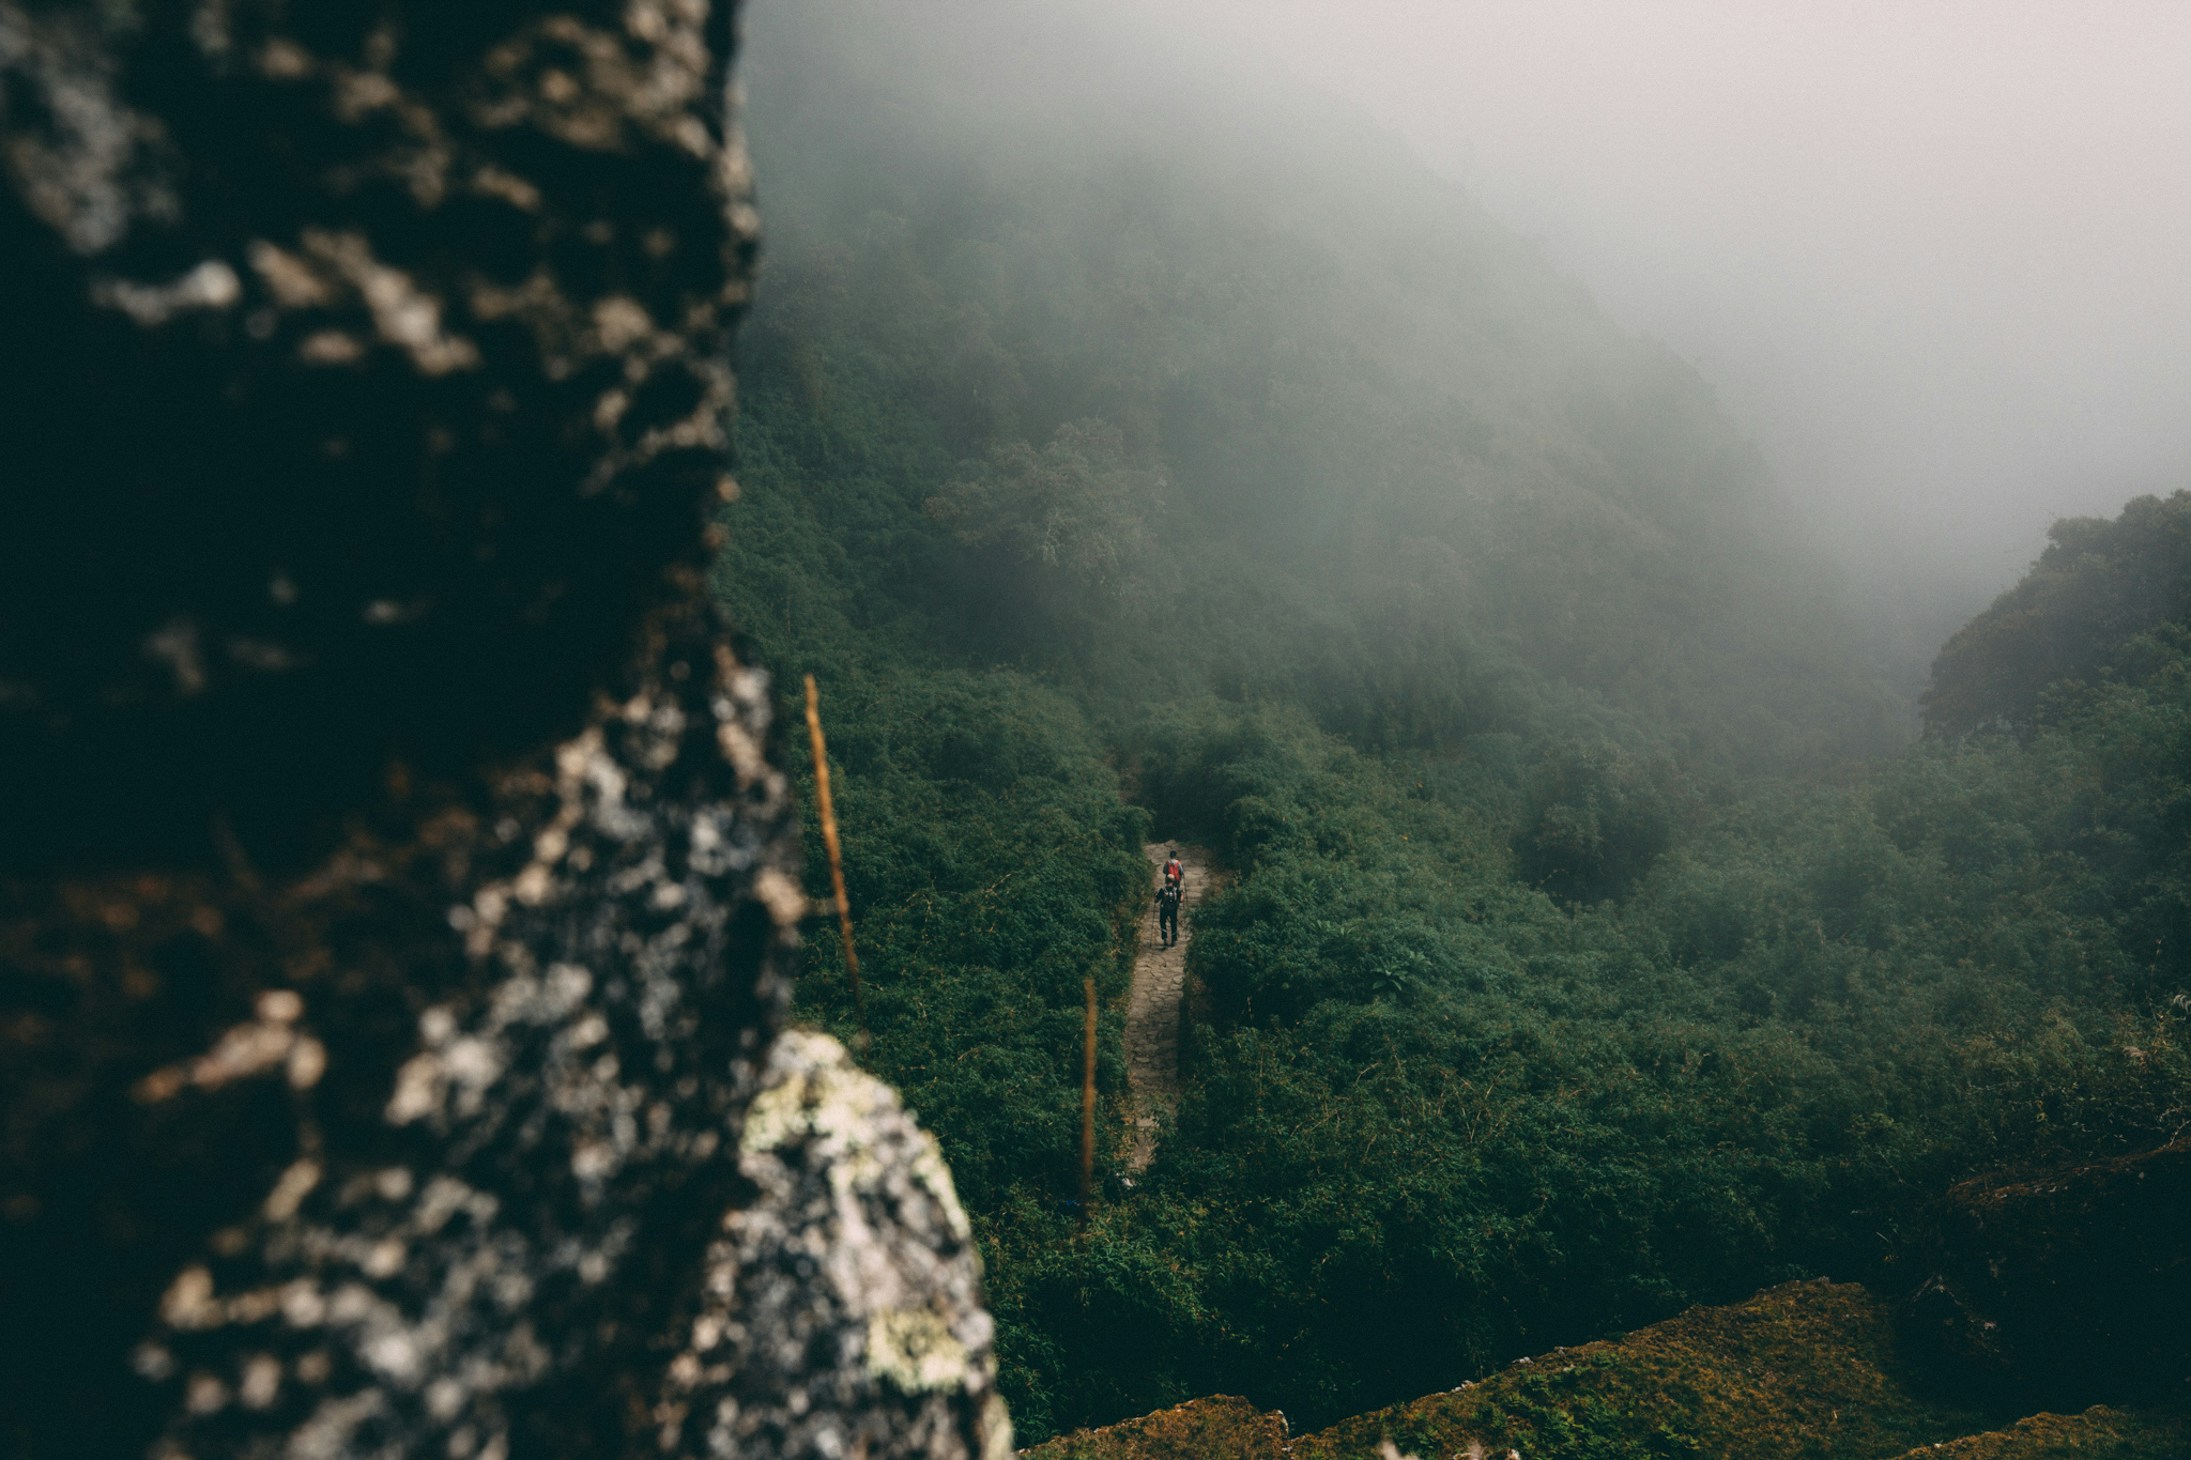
left=740, top=0, right=2191, bottom=653
left=1126, top=0, right=2191, bottom=604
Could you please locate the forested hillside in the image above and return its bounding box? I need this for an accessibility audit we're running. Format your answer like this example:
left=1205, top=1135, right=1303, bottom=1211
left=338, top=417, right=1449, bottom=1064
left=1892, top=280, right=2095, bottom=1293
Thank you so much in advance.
left=716, top=1, right=2191, bottom=1442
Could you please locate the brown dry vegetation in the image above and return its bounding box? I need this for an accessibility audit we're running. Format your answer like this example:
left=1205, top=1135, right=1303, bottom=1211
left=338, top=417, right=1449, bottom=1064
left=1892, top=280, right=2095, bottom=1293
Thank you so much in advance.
left=1293, top=1281, right=1970, bottom=1460
left=1888, top=1407, right=2191, bottom=1459
left=1026, top=1396, right=1290, bottom=1460
left=1023, top=1281, right=2191, bottom=1460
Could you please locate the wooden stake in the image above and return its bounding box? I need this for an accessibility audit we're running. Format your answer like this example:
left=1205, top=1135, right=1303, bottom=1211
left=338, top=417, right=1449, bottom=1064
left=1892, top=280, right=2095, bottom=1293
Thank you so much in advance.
left=804, top=674, right=866, bottom=1047
left=1080, top=974, right=1098, bottom=1221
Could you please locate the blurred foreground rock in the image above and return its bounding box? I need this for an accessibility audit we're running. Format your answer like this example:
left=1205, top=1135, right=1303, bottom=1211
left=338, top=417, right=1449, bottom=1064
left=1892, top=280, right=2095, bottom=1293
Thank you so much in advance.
left=669, top=1031, right=1013, bottom=1459
left=0, top=2, right=1007, bottom=1455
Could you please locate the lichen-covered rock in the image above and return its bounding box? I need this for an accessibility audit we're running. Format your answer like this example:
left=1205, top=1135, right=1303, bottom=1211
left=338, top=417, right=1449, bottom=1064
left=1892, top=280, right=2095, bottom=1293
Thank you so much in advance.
left=115, top=600, right=801, bottom=1460
left=5, top=576, right=807, bottom=1459
left=0, top=3, right=1008, bottom=1457
left=661, top=1031, right=1011, bottom=1460
left=0, top=0, right=756, bottom=867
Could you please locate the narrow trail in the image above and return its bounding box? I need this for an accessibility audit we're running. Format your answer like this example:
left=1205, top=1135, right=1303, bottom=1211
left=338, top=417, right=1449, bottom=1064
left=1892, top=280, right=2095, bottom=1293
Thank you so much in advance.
left=1123, top=842, right=1213, bottom=1174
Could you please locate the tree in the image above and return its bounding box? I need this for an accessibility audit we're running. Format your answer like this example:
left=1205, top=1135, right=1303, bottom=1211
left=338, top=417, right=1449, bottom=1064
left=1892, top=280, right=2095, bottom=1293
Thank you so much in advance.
left=926, top=419, right=1166, bottom=647
left=1924, top=491, right=2191, bottom=737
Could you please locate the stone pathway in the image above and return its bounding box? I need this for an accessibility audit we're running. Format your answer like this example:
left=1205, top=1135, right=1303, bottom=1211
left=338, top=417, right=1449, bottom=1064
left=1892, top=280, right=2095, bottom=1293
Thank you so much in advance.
left=1123, top=842, right=1212, bottom=1174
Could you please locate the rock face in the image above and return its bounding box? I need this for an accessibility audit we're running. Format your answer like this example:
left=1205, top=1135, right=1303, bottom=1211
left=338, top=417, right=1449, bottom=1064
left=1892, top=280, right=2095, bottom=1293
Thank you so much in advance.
left=0, top=0, right=755, bottom=868
left=1905, top=1140, right=2191, bottom=1407
left=667, top=1031, right=1013, bottom=1460
left=0, top=3, right=1008, bottom=1456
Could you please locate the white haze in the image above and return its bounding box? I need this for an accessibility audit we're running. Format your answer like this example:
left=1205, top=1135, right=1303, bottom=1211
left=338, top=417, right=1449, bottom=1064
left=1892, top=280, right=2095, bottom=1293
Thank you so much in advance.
left=1130, top=0, right=2191, bottom=609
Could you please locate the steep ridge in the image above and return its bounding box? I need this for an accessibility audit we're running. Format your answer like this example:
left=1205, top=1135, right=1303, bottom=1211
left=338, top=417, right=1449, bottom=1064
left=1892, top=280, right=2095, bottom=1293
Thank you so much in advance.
left=1023, top=1281, right=2191, bottom=1460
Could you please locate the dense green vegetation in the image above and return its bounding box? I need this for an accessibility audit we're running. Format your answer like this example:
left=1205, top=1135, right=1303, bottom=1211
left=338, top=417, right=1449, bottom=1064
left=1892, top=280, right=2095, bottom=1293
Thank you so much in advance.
left=720, top=1, right=2191, bottom=1442
left=1925, top=493, right=2191, bottom=737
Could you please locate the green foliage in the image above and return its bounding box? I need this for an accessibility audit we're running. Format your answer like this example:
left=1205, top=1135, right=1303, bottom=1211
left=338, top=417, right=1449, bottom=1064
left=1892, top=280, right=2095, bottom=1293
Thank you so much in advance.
left=721, top=2, right=2191, bottom=1444
left=1925, top=491, right=2191, bottom=737
left=776, top=660, right=1148, bottom=1215
left=1516, top=739, right=1677, bottom=903
left=925, top=420, right=1168, bottom=652
left=1022, top=675, right=2184, bottom=1428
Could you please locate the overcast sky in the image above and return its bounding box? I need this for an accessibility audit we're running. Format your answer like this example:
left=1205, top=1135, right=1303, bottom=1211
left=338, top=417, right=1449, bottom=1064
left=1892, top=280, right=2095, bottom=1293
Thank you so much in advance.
left=1122, top=0, right=2191, bottom=597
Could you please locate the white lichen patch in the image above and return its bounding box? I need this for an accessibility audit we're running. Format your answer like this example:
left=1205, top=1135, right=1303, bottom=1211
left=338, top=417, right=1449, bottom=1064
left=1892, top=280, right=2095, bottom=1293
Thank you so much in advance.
left=263, top=1161, right=323, bottom=1222
left=134, top=1009, right=327, bottom=1103
left=0, top=0, right=180, bottom=252
left=299, top=228, right=481, bottom=375
left=666, top=1030, right=1007, bottom=1456
left=93, top=259, right=241, bottom=324
left=866, top=1307, right=968, bottom=1395
left=752, top=867, right=808, bottom=926
left=249, top=239, right=336, bottom=308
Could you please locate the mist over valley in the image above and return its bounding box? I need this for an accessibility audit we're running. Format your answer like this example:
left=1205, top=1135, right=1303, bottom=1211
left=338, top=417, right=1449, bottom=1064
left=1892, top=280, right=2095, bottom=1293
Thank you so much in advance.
left=723, top=1, right=2191, bottom=1446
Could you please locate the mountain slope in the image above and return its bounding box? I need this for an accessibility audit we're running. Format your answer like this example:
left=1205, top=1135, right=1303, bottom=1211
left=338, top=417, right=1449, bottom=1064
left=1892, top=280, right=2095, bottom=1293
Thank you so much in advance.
left=731, top=0, right=1905, bottom=770
left=720, top=3, right=2191, bottom=1443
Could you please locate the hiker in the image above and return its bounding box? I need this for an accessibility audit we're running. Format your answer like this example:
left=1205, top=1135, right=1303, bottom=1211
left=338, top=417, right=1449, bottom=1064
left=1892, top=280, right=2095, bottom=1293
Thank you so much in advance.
left=1157, top=880, right=1181, bottom=947
left=1163, top=849, right=1183, bottom=894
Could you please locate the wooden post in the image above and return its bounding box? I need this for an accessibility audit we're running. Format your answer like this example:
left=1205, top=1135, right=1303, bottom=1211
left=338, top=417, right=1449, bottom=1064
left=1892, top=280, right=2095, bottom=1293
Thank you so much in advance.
left=803, top=675, right=866, bottom=1047
left=1080, top=974, right=1098, bottom=1221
